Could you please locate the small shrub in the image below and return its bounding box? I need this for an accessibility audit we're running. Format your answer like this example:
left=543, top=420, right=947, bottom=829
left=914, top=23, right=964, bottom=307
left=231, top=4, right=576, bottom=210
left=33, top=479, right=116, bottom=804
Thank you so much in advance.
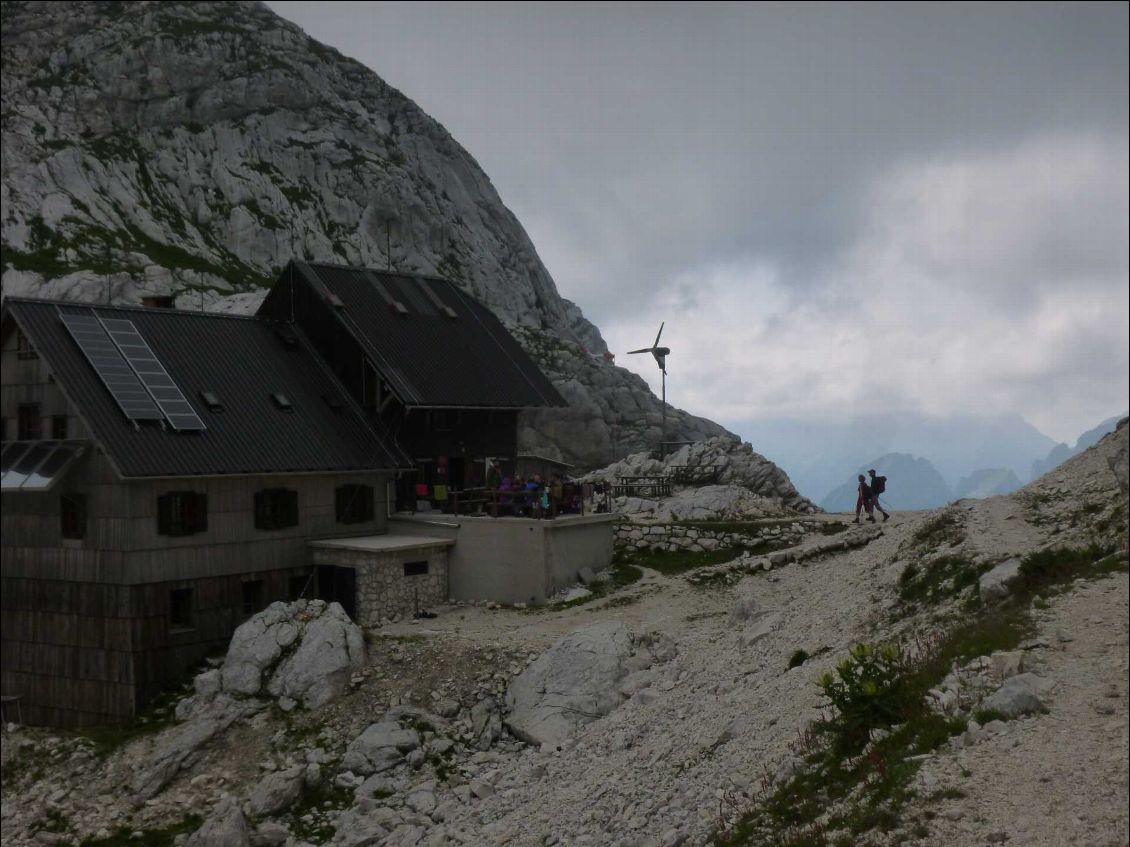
left=910, top=512, right=964, bottom=549
left=898, top=556, right=991, bottom=607
left=1016, top=545, right=1118, bottom=594
left=972, top=708, right=1009, bottom=725
left=817, top=644, right=918, bottom=756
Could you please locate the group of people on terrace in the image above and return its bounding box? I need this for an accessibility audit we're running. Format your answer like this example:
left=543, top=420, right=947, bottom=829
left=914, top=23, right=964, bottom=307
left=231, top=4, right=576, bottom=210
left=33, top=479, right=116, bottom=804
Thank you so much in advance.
left=486, top=463, right=584, bottom=518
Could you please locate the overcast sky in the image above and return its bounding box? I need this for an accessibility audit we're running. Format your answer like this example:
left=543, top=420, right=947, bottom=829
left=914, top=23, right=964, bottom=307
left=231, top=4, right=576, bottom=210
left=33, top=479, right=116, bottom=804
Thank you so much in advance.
left=268, top=1, right=1128, bottom=444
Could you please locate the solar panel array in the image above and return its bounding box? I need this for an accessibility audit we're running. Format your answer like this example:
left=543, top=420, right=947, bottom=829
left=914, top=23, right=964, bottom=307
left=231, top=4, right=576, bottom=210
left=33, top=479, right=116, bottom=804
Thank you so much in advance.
left=101, top=318, right=207, bottom=431
left=59, top=310, right=206, bottom=432
left=60, top=313, right=164, bottom=422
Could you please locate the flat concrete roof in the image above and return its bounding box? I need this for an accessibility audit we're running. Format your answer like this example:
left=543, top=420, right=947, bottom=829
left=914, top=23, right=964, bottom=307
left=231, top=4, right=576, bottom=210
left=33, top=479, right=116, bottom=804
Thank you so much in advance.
left=309, top=534, right=455, bottom=553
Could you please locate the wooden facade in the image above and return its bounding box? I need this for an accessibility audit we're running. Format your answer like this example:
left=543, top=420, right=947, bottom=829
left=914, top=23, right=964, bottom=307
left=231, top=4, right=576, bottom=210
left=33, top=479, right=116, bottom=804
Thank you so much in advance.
left=1, top=326, right=393, bottom=726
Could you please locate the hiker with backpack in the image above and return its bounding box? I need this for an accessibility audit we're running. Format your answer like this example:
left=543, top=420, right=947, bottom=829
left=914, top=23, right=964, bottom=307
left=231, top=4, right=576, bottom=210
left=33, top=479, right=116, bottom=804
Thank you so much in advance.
left=868, top=469, right=891, bottom=521
left=854, top=474, right=875, bottom=524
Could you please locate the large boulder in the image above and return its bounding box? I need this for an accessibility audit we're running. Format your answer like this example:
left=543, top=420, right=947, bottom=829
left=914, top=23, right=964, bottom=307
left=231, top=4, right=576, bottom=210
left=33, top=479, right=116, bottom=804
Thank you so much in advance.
left=505, top=621, right=634, bottom=748
left=183, top=796, right=251, bottom=847
left=265, top=604, right=365, bottom=709
left=981, top=673, right=1053, bottom=718
left=979, top=558, right=1023, bottom=604
left=247, top=765, right=305, bottom=818
left=216, top=599, right=364, bottom=710
left=340, top=722, right=421, bottom=776
left=221, top=603, right=301, bottom=696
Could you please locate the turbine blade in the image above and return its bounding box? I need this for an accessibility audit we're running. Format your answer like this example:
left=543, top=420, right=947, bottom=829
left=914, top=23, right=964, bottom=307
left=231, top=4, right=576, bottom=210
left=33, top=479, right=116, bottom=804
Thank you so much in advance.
left=653, top=322, right=665, bottom=347
left=627, top=347, right=653, bottom=354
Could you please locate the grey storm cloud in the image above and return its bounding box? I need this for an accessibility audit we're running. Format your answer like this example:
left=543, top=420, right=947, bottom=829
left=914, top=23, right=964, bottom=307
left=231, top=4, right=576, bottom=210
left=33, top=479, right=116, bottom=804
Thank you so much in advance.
left=267, top=1, right=1128, bottom=443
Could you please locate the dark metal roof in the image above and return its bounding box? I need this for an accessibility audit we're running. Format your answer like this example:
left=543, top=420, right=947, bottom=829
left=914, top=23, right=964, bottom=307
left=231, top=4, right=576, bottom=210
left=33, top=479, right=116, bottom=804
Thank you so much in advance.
left=277, top=262, right=566, bottom=409
left=3, top=298, right=411, bottom=478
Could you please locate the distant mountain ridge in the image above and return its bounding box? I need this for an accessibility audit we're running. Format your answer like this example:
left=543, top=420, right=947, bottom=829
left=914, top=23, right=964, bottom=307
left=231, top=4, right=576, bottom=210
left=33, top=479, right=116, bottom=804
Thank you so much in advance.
left=819, top=453, right=954, bottom=513
left=954, top=468, right=1023, bottom=499
left=740, top=412, right=1059, bottom=503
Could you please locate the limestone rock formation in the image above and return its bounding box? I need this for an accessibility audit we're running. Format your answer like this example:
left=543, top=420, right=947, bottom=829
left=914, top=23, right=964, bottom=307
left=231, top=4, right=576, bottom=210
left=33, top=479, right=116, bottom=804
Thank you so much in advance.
left=586, top=435, right=818, bottom=514
left=185, top=599, right=364, bottom=716
left=505, top=622, right=678, bottom=749
left=183, top=796, right=251, bottom=847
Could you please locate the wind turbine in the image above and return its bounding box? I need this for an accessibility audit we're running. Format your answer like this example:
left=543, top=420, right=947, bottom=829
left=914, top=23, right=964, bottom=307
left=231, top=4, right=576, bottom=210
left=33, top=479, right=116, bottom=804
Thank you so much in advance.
left=628, top=322, right=672, bottom=456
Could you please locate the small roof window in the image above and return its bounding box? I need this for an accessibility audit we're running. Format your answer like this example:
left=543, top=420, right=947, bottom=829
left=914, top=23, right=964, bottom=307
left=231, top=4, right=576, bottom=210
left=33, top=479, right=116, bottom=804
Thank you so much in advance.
left=199, top=391, right=223, bottom=412
left=271, top=393, right=294, bottom=412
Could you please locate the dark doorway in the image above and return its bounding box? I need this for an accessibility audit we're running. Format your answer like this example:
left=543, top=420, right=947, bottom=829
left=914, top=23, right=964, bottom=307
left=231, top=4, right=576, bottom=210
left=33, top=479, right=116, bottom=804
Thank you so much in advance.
left=316, top=565, right=357, bottom=621
left=448, top=457, right=465, bottom=489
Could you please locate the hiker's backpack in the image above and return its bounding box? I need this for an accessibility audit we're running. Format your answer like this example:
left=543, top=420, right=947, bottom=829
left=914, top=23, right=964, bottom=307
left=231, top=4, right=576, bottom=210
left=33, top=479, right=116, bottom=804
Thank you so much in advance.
left=872, top=475, right=887, bottom=495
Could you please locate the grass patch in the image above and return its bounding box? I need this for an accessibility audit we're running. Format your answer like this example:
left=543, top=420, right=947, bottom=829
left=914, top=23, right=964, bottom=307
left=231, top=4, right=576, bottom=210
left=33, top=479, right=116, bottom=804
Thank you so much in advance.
left=30, top=808, right=73, bottom=836
left=910, top=511, right=965, bottom=550
left=971, top=708, right=1010, bottom=724
left=76, top=814, right=202, bottom=847
left=0, top=743, right=48, bottom=791
left=1015, top=544, right=1123, bottom=594
left=897, top=556, right=991, bottom=608
left=626, top=545, right=740, bottom=576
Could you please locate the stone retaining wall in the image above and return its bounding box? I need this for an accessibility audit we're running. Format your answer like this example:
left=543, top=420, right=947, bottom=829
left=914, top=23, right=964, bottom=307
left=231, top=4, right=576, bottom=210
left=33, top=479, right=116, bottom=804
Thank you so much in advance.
left=614, top=521, right=811, bottom=553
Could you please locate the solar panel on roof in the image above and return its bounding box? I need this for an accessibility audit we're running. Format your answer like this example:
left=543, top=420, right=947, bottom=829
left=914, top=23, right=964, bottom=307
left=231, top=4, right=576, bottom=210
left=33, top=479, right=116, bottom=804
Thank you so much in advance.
left=59, top=312, right=165, bottom=423
left=100, top=318, right=207, bottom=432
left=0, top=440, right=87, bottom=491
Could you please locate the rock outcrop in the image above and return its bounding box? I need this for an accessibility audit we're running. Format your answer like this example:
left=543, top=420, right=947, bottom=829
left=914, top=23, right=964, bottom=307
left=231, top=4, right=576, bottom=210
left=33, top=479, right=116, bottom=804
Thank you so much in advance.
left=505, top=622, right=676, bottom=749
left=177, top=599, right=363, bottom=724
left=586, top=435, right=818, bottom=514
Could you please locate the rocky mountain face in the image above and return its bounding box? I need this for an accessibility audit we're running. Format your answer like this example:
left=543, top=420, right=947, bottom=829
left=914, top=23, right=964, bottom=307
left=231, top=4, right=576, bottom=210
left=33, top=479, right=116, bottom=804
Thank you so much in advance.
left=820, top=452, right=954, bottom=512
left=1029, top=413, right=1127, bottom=481
left=0, top=0, right=732, bottom=469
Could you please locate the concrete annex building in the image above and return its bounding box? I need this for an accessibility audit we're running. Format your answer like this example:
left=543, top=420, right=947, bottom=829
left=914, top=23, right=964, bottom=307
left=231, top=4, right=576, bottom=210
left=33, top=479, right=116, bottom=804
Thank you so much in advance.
left=1, top=262, right=615, bottom=726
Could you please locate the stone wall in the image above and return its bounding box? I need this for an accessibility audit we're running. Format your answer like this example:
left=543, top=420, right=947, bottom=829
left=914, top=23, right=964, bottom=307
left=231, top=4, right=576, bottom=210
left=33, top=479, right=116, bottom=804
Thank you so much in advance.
left=310, top=545, right=449, bottom=626
left=614, top=520, right=813, bottom=554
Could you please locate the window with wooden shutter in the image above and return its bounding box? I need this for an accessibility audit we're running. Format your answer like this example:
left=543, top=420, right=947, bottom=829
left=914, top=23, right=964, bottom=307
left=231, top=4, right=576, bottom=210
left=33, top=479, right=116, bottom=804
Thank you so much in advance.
left=336, top=484, right=374, bottom=524
left=255, top=488, right=299, bottom=530
left=157, top=491, right=207, bottom=536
